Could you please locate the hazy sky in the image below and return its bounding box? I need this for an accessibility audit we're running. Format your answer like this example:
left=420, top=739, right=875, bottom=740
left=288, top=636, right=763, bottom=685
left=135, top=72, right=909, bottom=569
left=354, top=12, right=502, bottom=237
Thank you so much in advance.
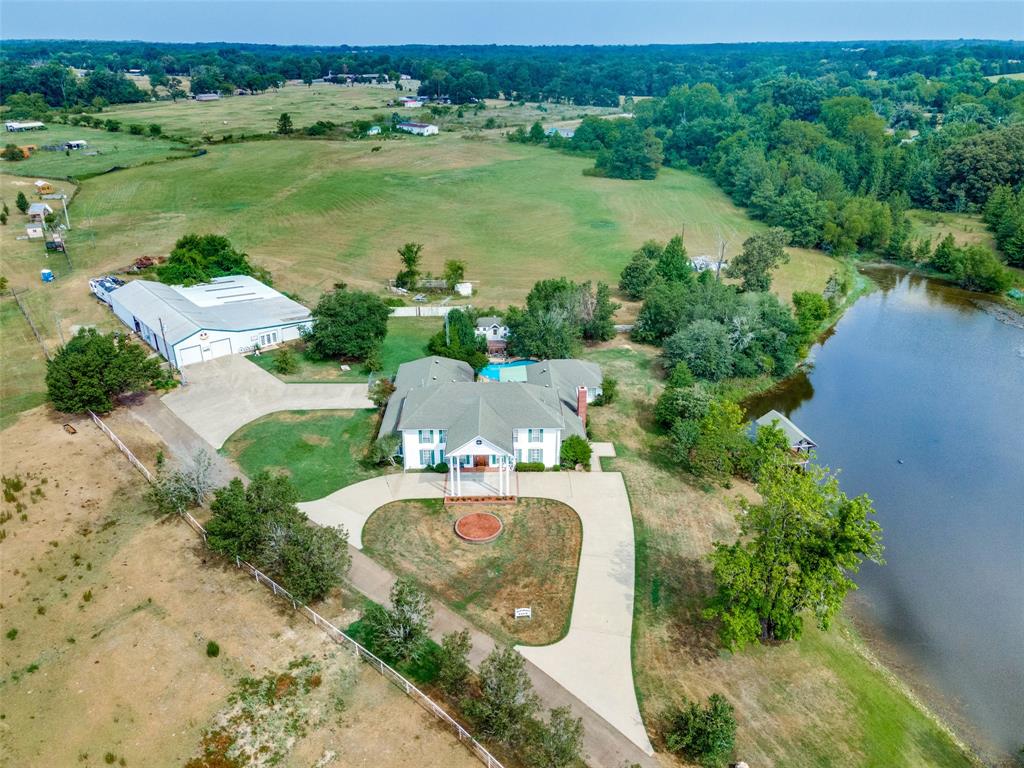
left=2, top=1, right=1021, bottom=46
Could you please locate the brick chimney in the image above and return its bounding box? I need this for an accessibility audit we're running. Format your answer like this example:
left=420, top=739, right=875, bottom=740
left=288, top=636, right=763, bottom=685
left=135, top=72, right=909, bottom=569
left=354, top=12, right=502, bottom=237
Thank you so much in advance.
left=576, top=386, right=588, bottom=427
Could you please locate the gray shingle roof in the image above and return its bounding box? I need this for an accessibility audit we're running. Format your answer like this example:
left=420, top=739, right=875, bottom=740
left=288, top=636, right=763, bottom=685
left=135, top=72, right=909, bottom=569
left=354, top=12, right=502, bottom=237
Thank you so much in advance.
left=379, top=356, right=474, bottom=435
left=380, top=356, right=593, bottom=449
left=475, top=316, right=504, bottom=328
left=525, top=359, right=602, bottom=411
left=399, top=381, right=567, bottom=454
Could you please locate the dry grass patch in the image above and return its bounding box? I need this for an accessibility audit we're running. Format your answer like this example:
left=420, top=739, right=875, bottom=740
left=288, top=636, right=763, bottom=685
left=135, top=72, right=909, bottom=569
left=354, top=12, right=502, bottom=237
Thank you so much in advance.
left=0, top=407, right=482, bottom=768
left=362, top=498, right=581, bottom=645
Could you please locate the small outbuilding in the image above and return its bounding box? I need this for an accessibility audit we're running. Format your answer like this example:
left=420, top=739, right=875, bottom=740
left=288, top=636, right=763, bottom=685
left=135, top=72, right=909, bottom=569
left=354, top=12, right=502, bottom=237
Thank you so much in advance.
left=367, top=125, right=382, bottom=135
left=106, top=275, right=312, bottom=367
left=25, top=225, right=44, bottom=239
left=34, top=180, right=54, bottom=195
left=4, top=121, right=45, bottom=132
left=65, top=140, right=88, bottom=150
left=27, top=203, right=53, bottom=223
left=194, top=92, right=221, bottom=101
left=545, top=126, right=575, bottom=138
left=749, top=410, right=817, bottom=459
left=397, top=122, right=439, bottom=136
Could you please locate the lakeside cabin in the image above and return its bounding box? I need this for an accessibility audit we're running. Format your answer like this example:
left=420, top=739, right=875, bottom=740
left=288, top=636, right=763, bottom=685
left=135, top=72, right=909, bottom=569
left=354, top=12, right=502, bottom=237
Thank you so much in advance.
left=749, top=410, right=817, bottom=464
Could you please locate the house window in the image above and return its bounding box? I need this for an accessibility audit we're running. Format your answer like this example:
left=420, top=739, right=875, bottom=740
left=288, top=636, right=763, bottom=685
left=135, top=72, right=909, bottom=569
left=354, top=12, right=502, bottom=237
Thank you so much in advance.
left=489, top=454, right=498, bottom=466
left=528, top=449, right=543, bottom=464
left=418, top=429, right=433, bottom=444
left=438, top=449, right=445, bottom=464
left=528, top=428, right=544, bottom=443
left=419, top=449, right=434, bottom=466
left=439, top=429, right=447, bottom=444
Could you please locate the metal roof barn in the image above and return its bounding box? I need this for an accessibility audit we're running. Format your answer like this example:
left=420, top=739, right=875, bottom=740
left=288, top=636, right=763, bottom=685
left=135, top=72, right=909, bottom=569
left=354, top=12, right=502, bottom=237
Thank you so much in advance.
left=107, top=275, right=312, bottom=368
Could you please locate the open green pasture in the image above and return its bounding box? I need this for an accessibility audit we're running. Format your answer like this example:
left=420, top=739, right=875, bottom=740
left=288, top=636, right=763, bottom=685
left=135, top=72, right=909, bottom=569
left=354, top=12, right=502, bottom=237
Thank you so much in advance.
left=0, top=125, right=192, bottom=179
left=102, top=83, right=408, bottom=141
left=66, top=134, right=836, bottom=308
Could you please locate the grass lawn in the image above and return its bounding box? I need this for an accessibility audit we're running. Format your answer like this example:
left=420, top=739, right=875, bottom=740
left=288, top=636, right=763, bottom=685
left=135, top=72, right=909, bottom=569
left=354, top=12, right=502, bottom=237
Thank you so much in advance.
left=0, top=298, right=49, bottom=430
left=221, top=409, right=386, bottom=501
left=247, top=316, right=440, bottom=382
left=580, top=343, right=975, bottom=767
left=362, top=498, right=581, bottom=646
left=102, top=83, right=410, bottom=141
left=1, top=124, right=193, bottom=178
left=907, top=209, right=996, bottom=251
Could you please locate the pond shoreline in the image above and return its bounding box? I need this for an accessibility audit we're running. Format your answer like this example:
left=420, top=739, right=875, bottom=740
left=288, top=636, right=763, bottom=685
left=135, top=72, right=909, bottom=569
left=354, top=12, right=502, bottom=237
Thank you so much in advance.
left=742, top=266, right=1020, bottom=765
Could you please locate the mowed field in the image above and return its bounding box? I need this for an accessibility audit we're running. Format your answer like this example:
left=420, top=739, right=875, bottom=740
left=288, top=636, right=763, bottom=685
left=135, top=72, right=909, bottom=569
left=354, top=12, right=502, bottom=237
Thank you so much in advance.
left=1, top=124, right=193, bottom=178
left=65, top=133, right=836, bottom=309
left=102, top=82, right=412, bottom=140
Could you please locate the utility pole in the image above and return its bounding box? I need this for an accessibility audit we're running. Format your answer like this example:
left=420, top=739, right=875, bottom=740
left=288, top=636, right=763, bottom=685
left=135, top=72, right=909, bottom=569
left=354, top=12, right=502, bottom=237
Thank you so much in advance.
left=444, top=309, right=450, bottom=346
left=61, top=195, right=71, bottom=230
left=716, top=238, right=727, bottom=279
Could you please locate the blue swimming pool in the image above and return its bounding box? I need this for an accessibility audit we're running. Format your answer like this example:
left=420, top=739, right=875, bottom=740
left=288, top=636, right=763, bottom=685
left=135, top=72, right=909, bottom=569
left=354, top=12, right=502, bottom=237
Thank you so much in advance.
left=479, top=359, right=535, bottom=381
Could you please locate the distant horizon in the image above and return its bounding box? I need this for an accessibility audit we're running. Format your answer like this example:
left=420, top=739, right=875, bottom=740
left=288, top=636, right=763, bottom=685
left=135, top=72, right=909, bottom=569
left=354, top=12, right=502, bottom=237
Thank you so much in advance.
left=1, top=2, right=1021, bottom=47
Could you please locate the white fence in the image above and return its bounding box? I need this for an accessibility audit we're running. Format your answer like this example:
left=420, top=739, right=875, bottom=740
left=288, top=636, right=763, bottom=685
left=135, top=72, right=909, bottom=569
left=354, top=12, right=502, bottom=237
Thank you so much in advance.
left=88, top=410, right=154, bottom=483
left=390, top=305, right=471, bottom=317
left=89, top=412, right=506, bottom=768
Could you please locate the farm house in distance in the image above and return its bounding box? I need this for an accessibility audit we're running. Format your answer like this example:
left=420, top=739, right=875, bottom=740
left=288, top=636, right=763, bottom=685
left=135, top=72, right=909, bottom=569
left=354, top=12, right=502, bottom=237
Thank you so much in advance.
left=94, top=275, right=312, bottom=367
left=397, top=122, right=439, bottom=136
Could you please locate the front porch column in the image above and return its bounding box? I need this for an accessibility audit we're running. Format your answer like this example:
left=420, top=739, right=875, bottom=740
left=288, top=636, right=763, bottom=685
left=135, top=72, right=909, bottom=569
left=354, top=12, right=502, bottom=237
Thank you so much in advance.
left=455, top=458, right=461, bottom=497
left=499, top=455, right=506, bottom=496
left=448, top=461, right=455, bottom=497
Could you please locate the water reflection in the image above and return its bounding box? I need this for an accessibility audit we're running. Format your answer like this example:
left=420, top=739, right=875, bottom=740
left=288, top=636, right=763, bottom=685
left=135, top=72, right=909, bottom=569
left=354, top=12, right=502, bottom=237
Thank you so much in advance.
left=747, top=267, right=1024, bottom=754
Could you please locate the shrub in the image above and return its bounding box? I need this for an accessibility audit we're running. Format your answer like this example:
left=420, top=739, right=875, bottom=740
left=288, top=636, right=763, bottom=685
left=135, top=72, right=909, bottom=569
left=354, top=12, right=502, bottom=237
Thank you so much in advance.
left=369, top=377, right=396, bottom=408
left=273, top=347, right=299, bottom=375
left=148, top=123, right=162, bottom=136
left=522, top=706, right=585, bottom=768
left=664, top=694, right=736, bottom=768
left=559, top=435, right=592, bottom=469
left=206, top=640, right=220, bottom=657
left=594, top=375, right=618, bottom=405
left=363, top=578, right=434, bottom=663
left=5, top=628, right=17, bottom=640
left=516, top=462, right=545, bottom=472
left=2, top=144, right=24, bottom=162
left=433, top=461, right=449, bottom=474
left=437, top=628, right=472, bottom=696
left=128, top=123, right=145, bottom=135
left=368, top=434, right=400, bottom=466
left=467, top=645, right=540, bottom=744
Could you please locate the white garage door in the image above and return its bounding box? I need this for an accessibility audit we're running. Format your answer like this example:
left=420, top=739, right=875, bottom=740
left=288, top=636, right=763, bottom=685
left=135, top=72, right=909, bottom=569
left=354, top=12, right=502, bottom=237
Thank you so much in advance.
left=178, top=345, right=203, bottom=367
left=209, top=338, right=233, bottom=358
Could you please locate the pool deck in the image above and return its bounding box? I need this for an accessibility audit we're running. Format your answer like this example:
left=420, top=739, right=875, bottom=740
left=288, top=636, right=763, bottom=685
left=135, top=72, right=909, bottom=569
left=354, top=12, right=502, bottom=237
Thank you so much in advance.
left=479, top=359, right=536, bottom=382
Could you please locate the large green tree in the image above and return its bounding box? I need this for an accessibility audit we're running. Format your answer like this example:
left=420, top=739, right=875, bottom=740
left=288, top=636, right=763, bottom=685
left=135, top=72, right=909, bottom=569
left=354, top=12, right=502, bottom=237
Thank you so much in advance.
left=156, top=233, right=263, bottom=286
left=205, top=472, right=350, bottom=603
left=45, top=328, right=162, bottom=414
left=303, top=288, right=390, bottom=360
left=595, top=124, right=664, bottom=180
left=468, top=645, right=540, bottom=744
left=726, top=228, right=790, bottom=292
left=705, top=460, right=884, bottom=649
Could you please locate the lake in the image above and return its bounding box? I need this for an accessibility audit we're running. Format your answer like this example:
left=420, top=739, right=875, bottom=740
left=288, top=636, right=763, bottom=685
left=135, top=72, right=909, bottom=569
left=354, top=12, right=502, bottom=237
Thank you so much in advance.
left=745, top=267, right=1024, bottom=756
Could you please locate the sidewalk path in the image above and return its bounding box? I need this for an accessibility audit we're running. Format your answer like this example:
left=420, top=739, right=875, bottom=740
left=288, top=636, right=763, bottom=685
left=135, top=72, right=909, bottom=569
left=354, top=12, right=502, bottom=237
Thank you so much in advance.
left=162, top=356, right=372, bottom=449
left=300, top=469, right=654, bottom=757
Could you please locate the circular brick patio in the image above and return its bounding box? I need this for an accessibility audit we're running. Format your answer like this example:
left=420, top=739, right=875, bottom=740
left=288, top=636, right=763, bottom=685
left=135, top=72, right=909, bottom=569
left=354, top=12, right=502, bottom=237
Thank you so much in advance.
left=454, top=511, right=503, bottom=543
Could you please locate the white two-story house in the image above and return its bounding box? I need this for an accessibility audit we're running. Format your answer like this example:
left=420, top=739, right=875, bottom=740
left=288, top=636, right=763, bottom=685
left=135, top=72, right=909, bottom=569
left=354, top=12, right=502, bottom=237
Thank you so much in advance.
left=474, top=316, right=510, bottom=353
left=379, top=356, right=601, bottom=494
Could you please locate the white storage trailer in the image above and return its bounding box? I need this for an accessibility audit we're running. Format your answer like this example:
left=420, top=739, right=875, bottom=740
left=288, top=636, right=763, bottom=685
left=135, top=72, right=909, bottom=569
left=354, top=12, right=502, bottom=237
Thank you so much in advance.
left=104, top=275, right=312, bottom=367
